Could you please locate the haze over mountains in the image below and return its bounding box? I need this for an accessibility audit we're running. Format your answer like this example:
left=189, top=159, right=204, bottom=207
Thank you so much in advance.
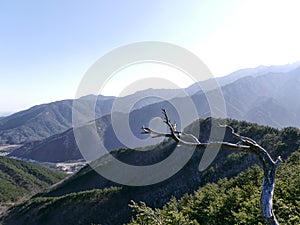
left=0, top=63, right=299, bottom=159
left=0, top=97, right=114, bottom=145
left=1, top=63, right=300, bottom=224
left=185, top=61, right=300, bottom=95
left=1, top=63, right=299, bottom=163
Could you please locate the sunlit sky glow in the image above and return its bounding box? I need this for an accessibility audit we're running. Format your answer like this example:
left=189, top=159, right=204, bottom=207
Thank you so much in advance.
left=1, top=0, right=300, bottom=114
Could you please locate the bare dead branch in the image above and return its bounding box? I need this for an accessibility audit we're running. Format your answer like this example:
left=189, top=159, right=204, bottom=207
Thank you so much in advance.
left=141, top=109, right=282, bottom=225
left=218, top=124, right=258, bottom=146
left=142, top=109, right=252, bottom=152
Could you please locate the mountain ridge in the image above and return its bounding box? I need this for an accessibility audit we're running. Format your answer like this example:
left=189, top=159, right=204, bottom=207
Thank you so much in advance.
left=2, top=119, right=300, bottom=225
left=2, top=63, right=300, bottom=146
left=7, top=67, right=300, bottom=162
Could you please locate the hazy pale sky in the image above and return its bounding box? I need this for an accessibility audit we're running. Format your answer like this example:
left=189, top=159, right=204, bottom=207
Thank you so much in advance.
left=1, top=0, right=300, bottom=114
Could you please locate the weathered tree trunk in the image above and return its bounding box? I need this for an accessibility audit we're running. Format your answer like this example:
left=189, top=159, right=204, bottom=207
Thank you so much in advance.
left=260, top=154, right=281, bottom=225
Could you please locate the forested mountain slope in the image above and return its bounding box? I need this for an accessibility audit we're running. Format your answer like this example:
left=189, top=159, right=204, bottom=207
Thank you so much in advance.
left=128, top=150, right=300, bottom=224
left=3, top=119, right=300, bottom=225
left=0, top=157, right=66, bottom=217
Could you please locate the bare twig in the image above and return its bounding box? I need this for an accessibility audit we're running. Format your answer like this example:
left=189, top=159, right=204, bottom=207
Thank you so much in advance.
left=142, top=109, right=251, bottom=151
left=141, top=109, right=282, bottom=225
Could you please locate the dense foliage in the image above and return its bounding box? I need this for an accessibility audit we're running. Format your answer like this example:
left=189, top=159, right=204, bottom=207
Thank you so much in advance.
left=128, top=149, right=300, bottom=225
left=0, top=156, right=66, bottom=216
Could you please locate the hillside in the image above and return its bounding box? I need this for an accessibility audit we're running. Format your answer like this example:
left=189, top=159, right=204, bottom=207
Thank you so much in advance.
left=8, top=114, right=112, bottom=162
left=0, top=100, right=74, bottom=144
left=2, top=120, right=300, bottom=225
left=128, top=150, right=300, bottom=224
left=0, top=96, right=115, bottom=145
left=221, top=68, right=300, bottom=128
left=9, top=129, right=82, bottom=162
left=0, top=156, right=66, bottom=217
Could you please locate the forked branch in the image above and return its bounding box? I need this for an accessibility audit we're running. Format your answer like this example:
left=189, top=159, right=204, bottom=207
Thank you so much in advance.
left=142, top=109, right=282, bottom=225
left=142, top=109, right=250, bottom=151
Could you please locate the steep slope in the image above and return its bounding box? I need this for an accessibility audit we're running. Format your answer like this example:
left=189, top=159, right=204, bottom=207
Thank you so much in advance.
left=0, top=100, right=75, bottom=144
left=245, top=97, right=295, bottom=128
left=188, top=65, right=300, bottom=128
left=128, top=150, right=300, bottom=224
left=9, top=129, right=81, bottom=162
left=8, top=115, right=112, bottom=162
left=0, top=156, right=66, bottom=216
left=3, top=120, right=300, bottom=225
left=213, top=67, right=300, bottom=127
left=0, top=96, right=115, bottom=145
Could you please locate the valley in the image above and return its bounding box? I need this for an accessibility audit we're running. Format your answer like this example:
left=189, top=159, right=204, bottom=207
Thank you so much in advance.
left=1, top=64, right=300, bottom=224
left=40, top=161, right=87, bottom=174
left=1, top=65, right=300, bottom=164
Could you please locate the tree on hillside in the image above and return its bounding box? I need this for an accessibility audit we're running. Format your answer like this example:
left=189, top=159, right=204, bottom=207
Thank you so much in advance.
left=142, top=109, right=282, bottom=225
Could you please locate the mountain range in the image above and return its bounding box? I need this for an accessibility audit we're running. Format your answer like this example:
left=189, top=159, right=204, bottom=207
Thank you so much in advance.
left=185, top=61, right=300, bottom=95
left=2, top=62, right=299, bottom=146
left=1, top=63, right=300, bottom=224
left=4, top=63, right=300, bottom=163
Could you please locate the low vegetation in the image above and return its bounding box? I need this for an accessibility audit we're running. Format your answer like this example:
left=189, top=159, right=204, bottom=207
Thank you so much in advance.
left=128, top=149, right=300, bottom=225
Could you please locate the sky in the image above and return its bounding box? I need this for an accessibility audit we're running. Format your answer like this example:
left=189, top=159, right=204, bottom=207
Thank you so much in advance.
left=1, top=0, right=300, bottom=114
